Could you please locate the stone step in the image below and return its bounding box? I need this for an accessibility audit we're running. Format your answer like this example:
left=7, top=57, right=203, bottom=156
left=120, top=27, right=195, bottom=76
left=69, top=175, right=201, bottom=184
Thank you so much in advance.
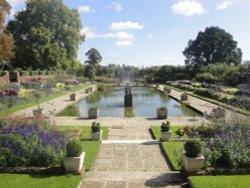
left=102, top=140, right=160, bottom=144
left=84, top=171, right=185, bottom=182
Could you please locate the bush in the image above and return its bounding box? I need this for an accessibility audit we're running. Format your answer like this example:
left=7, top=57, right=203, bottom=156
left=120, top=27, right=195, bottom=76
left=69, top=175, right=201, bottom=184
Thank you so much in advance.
left=184, top=138, right=202, bottom=158
left=66, top=140, right=82, bottom=157
left=161, top=121, right=170, bottom=132
left=91, top=122, right=101, bottom=133
left=195, top=73, right=218, bottom=83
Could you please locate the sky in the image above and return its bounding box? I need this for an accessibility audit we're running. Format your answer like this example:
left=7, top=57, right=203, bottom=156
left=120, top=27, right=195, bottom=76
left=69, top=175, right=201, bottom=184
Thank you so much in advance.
left=6, top=0, right=250, bottom=67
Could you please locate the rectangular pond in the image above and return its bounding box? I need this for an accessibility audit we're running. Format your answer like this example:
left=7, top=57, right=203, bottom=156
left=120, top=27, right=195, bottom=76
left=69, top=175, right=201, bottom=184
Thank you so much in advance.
left=78, top=86, right=200, bottom=118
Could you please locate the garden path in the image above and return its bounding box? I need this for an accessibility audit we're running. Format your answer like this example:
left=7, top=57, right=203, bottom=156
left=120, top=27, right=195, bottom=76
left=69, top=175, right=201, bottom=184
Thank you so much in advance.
left=12, top=86, right=96, bottom=117
left=158, top=85, right=222, bottom=116
left=80, top=119, right=189, bottom=188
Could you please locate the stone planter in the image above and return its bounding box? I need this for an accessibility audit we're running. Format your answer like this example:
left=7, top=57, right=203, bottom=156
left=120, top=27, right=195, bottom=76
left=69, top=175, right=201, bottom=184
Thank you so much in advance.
left=161, top=130, right=172, bottom=141
left=63, top=152, right=85, bottom=173
left=181, top=93, right=188, bottom=101
left=33, top=109, right=43, bottom=118
left=70, top=93, right=77, bottom=101
left=157, top=108, right=167, bottom=119
left=164, top=87, right=171, bottom=94
left=92, top=129, right=103, bottom=141
left=182, top=153, right=205, bottom=172
left=88, top=109, right=99, bottom=119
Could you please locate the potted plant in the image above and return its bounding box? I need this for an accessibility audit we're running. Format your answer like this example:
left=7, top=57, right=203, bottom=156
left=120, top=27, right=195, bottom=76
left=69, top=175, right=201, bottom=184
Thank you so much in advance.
left=182, top=138, right=205, bottom=172
left=33, top=91, right=43, bottom=118
left=157, top=107, right=167, bottom=119
left=88, top=107, right=99, bottom=119
left=164, top=87, right=171, bottom=94
left=175, top=128, right=185, bottom=140
left=63, top=140, right=85, bottom=173
left=70, top=93, right=77, bottom=101
left=91, top=122, right=103, bottom=141
left=181, top=93, right=188, bottom=101
left=160, top=121, right=172, bottom=141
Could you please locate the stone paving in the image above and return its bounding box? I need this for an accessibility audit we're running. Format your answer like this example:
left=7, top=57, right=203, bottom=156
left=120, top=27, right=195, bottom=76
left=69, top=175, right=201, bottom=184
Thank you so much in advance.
left=80, top=119, right=189, bottom=188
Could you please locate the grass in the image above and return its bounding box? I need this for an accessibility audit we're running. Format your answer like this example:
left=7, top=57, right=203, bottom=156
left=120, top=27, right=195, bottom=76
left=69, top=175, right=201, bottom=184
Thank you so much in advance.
left=56, top=104, right=79, bottom=116
left=58, top=126, right=109, bottom=171
left=166, top=84, right=250, bottom=116
left=151, top=126, right=184, bottom=170
left=151, top=126, right=187, bottom=139
left=0, top=83, right=92, bottom=116
left=188, top=175, right=250, bottom=188
left=0, top=174, right=82, bottom=188
left=162, top=142, right=184, bottom=170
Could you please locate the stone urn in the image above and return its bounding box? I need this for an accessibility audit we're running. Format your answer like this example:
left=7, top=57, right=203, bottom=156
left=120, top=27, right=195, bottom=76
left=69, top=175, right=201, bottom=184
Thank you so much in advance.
left=63, top=152, right=85, bottom=173
left=164, top=87, right=171, bottom=94
left=88, top=108, right=99, bottom=119
left=182, top=153, right=205, bottom=172
left=33, top=108, right=43, bottom=118
left=161, top=130, right=172, bottom=141
left=92, top=129, right=103, bottom=141
left=157, top=107, right=167, bottom=119
left=181, top=93, right=188, bottom=101
left=70, top=93, right=77, bottom=101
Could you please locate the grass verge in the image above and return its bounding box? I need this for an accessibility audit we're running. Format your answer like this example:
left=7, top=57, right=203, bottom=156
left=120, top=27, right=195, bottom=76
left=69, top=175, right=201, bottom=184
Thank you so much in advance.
left=188, top=175, right=250, bottom=188
left=56, top=104, right=79, bottom=116
left=0, top=174, right=81, bottom=188
left=151, top=126, right=187, bottom=139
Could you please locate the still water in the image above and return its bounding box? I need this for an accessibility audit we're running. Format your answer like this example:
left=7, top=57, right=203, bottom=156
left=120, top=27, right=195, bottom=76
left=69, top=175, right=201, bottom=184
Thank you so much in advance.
left=78, top=87, right=200, bottom=117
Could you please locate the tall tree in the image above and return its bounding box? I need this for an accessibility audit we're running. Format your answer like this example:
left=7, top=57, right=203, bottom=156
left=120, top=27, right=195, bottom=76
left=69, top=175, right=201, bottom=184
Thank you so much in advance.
left=0, top=0, right=15, bottom=69
left=8, top=0, right=83, bottom=70
left=183, top=26, right=242, bottom=73
left=85, top=48, right=102, bottom=66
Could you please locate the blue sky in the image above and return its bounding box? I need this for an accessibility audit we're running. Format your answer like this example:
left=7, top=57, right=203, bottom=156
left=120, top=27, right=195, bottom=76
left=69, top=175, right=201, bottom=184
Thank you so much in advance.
left=7, top=0, right=250, bottom=67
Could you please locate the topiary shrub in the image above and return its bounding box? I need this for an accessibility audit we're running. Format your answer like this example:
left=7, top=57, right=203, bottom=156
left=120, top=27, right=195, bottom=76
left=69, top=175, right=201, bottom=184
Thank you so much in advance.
left=91, top=122, right=101, bottom=133
left=184, top=138, right=202, bottom=158
left=161, top=121, right=170, bottom=132
left=66, top=140, right=82, bottom=157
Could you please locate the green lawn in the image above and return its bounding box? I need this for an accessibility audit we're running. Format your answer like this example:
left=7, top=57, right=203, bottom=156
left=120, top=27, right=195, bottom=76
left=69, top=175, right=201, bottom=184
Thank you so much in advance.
left=189, top=175, right=250, bottom=188
left=56, top=104, right=80, bottom=116
left=0, top=84, right=92, bottom=116
left=58, top=126, right=109, bottom=170
left=151, top=126, right=187, bottom=139
left=151, top=126, right=184, bottom=170
left=0, top=174, right=81, bottom=188
left=162, top=142, right=184, bottom=170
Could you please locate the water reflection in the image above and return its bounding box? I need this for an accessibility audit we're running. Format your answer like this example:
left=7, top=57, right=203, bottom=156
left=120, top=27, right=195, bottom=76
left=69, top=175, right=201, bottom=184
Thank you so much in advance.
left=78, top=87, right=200, bottom=118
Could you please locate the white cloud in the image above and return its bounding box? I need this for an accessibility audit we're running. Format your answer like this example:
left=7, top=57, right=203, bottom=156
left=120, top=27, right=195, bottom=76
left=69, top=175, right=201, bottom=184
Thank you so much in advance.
left=106, top=2, right=123, bottom=12
left=216, top=0, right=233, bottom=10
left=78, top=5, right=95, bottom=14
left=147, top=34, right=154, bottom=39
left=80, top=26, right=97, bottom=39
left=170, top=29, right=178, bottom=33
left=7, top=0, right=25, bottom=7
left=100, top=32, right=134, bottom=40
left=110, top=21, right=143, bottom=30
left=115, top=40, right=133, bottom=47
left=171, top=0, right=205, bottom=16
left=162, top=57, right=173, bottom=61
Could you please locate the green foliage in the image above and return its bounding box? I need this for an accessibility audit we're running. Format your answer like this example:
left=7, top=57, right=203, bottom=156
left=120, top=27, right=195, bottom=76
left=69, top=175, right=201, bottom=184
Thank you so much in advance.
left=8, top=0, right=83, bottom=70
left=84, top=65, right=96, bottom=80
left=195, top=73, right=218, bottom=83
left=66, top=140, right=82, bottom=157
left=85, top=48, right=102, bottom=66
left=184, top=138, right=202, bottom=157
left=91, top=122, right=101, bottom=133
left=183, top=26, right=242, bottom=73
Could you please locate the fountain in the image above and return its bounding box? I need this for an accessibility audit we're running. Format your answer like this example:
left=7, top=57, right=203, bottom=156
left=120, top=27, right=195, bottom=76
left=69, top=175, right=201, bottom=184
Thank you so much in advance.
left=124, top=83, right=133, bottom=107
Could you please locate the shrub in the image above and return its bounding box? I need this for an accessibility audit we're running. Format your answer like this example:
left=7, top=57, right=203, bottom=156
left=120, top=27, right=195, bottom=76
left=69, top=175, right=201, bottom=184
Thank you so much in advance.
left=161, top=121, right=170, bottom=132
left=175, top=128, right=185, bottom=138
left=184, top=138, right=202, bottom=158
left=66, top=140, right=82, bottom=157
left=91, top=122, right=101, bottom=133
